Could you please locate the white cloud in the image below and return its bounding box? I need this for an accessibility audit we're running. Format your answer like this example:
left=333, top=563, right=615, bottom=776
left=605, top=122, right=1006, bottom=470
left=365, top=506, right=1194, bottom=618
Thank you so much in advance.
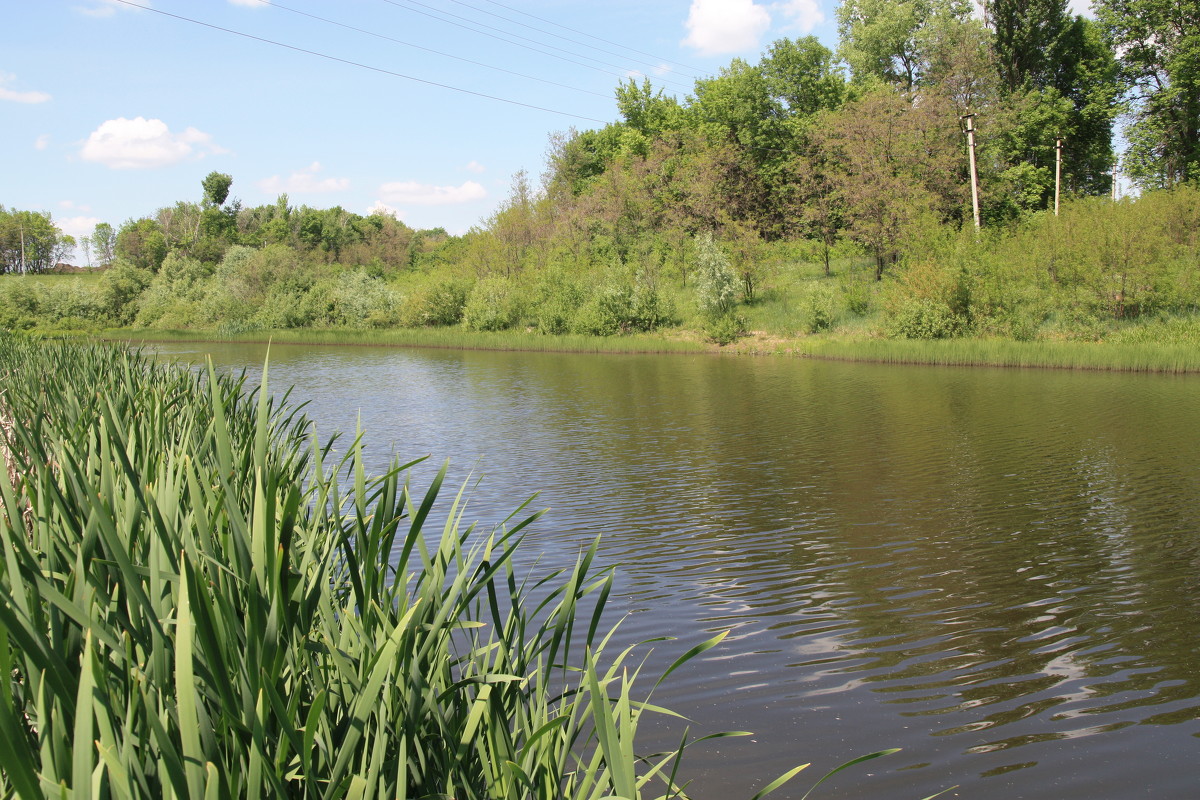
left=75, top=0, right=143, bottom=18
left=1066, top=0, right=1093, bottom=16
left=58, top=215, right=103, bottom=240
left=80, top=117, right=226, bottom=169
left=366, top=201, right=406, bottom=220
left=772, top=0, right=824, bottom=33
left=59, top=200, right=93, bottom=213
left=35, top=134, right=50, bottom=150
left=378, top=180, right=487, bottom=206
left=682, top=0, right=771, bottom=56
left=0, top=73, right=51, bottom=104
left=464, top=160, right=486, bottom=174
left=257, top=162, right=350, bottom=194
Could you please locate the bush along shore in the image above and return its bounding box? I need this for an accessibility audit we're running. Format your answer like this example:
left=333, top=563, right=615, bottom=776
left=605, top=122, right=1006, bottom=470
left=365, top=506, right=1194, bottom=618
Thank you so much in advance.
left=7, top=181, right=1200, bottom=374
left=0, top=335, right=906, bottom=799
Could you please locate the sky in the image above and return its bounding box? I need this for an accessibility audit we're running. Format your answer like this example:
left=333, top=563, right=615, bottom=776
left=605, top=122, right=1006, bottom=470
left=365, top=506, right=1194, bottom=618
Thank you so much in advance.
left=3, top=0, right=1093, bottom=254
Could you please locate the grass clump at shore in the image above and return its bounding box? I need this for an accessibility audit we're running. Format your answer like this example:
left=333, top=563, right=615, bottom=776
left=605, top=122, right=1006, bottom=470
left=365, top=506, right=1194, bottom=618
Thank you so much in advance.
left=0, top=335, right=899, bottom=799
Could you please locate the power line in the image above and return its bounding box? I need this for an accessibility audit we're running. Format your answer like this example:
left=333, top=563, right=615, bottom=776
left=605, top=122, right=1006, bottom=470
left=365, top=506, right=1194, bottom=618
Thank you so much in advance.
left=109, top=0, right=609, bottom=124
left=441, top=0, right=704, bottom=80
left=378, top=0, right=694, bottom=92
left=476, top=0, right=705, bottom=77
left=246, top=0, right=610, bottom=99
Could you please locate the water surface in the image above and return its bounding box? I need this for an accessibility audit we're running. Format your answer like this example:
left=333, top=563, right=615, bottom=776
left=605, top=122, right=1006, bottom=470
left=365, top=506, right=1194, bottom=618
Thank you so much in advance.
left=155, top=342, right=1200, bottom=799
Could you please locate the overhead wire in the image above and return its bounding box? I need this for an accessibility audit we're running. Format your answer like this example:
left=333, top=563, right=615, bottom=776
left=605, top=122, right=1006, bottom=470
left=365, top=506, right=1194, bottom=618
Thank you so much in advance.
left=377, top=0, right=695, bottom=92
left=439, top=0, right=704, bottom=80
left=244, top=0, right=610, bottom=99
left=108, top=0, right=609, bottom=124
left=475, top=0, right=706, bottom=77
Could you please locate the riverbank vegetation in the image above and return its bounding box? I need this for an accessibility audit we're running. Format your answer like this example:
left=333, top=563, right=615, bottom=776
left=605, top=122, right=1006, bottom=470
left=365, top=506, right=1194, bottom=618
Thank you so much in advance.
left=3, top=0, right=1199, bottom=369
left=7, top=335, right=911, bottom=798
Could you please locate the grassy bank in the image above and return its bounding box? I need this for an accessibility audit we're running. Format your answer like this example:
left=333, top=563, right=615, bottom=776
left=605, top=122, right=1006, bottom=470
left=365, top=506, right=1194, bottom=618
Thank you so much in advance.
left=729, top=335, right=1200, bottom=373
left=83, top=324, right=1200, bottom=374
left=95, top=325, right=715, bottom=355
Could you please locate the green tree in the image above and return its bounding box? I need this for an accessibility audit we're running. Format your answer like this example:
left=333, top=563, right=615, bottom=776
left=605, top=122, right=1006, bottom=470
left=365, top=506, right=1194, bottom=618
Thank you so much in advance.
left=985, top=0, right=1074, bottom=94
left=0, top=207, right=72, bottom=274
left=89, top=221, right=116, bottom=265
left=985, top=0, right=1119, bottom=197
left=202, top=171, right=233, bottom=207
left=759, top=37, right=845, bottom=117
left=811, top=88, right=965, bottom=278
left=1098, top=0, right=1200, bottom=187
left=616, top=78, right=685, bottom=140
left=837, top=0, right=971, bottom=89
left=115, top=218, right=169, bottom=271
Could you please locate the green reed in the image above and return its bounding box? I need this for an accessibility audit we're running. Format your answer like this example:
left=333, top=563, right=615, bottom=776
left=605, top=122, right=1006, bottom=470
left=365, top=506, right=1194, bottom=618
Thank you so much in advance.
left=0, top=335, right=899, bottom=799
left=100, top=327, right=712, bottom=356
left=788, top=337, right=1200, bottom=373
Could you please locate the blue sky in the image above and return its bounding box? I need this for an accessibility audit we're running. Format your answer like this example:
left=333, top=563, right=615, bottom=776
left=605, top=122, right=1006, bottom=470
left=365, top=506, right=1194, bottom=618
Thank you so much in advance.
left=3, top=0, right=848, bottom=250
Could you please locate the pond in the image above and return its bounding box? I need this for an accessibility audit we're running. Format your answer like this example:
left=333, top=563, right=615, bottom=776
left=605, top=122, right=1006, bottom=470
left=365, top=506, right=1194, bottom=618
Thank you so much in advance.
left=153, top=341, right=1200, bottom=799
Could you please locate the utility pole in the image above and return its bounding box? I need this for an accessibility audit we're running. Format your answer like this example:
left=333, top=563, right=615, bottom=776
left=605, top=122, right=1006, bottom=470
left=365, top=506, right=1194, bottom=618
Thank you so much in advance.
left=962, top=114, right=981, bottom=230
left=18, top=222, right=26, bottom=275
left=1054, top=138, right=1064, bottom=216
left=1112, top=161, right=1119, bottom=201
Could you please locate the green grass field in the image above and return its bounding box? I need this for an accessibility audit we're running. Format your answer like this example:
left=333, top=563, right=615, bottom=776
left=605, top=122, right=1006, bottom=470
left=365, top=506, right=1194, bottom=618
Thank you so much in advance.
left=0, top=271, right=106, bottom=291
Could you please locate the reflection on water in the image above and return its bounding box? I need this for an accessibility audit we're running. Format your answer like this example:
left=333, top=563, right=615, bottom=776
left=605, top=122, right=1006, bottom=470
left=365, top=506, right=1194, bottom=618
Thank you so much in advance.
left=154, top=342, right=1200, bottom=799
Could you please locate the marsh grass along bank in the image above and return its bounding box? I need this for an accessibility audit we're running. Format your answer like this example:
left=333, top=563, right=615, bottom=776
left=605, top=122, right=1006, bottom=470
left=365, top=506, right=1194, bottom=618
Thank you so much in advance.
left=91, top=325, right=1200, bottom=374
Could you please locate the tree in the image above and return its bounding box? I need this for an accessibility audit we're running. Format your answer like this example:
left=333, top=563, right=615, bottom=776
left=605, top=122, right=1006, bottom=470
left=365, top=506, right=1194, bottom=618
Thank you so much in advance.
left=985, top=1, right=1119, bottom=197
left=920, top=16, right=999, bottom=115
left=759, top=37, right=845, bottom=117
left=488, top=170, right=542, bottom=276
left=0, top=207, right=72, bottom=273
left=811, top=88, right=966, bottom=278
left=202, top=171, right=233, bottom=207
left=986, top=0, right=1074, bottom=94
left=1098, top=0, right=1200, bottom=188
left=616, top=78, right=685, bottom=140
left=790, top=149, right=845, bottom=276
left=689, top=59, right=795, bottom=236
left=837, top=0, right=971, bottom=90
left=89, top=222, right=116, bottom=265
left=115, top=218, right=169, bottom=271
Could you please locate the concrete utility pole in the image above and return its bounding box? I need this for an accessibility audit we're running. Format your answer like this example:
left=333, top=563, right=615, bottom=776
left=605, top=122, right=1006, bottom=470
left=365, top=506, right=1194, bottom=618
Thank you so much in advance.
left=962, top=114, right=981, bottom=230
left=1112, top=162, right=1119, bottom=201
left=1054, top=138, right=1064, bottom=216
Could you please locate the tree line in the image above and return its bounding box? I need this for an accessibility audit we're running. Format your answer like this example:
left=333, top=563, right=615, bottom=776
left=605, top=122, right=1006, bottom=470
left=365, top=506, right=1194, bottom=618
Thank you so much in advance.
left=2, top=0, right=1198, bottom=344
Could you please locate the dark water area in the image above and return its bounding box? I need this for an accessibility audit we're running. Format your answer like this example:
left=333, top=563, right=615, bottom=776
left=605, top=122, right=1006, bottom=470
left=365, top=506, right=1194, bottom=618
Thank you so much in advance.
left=153, top=341, right=1200, bottom=799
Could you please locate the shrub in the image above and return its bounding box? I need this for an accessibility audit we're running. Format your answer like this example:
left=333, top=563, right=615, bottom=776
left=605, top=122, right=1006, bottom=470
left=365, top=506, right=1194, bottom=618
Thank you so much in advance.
left=693, top=232, right=738, bottom=318
left=886, top=298, right=970, bottom=339
left=96, top=260, right=153, bottom=324
left=398, top=279, right=469, bottom=327
left=462, top=275, right=522, bottom=331
left=800, top=283, right=838, bottom=333
left=705, top=312, right=747, bottom=345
